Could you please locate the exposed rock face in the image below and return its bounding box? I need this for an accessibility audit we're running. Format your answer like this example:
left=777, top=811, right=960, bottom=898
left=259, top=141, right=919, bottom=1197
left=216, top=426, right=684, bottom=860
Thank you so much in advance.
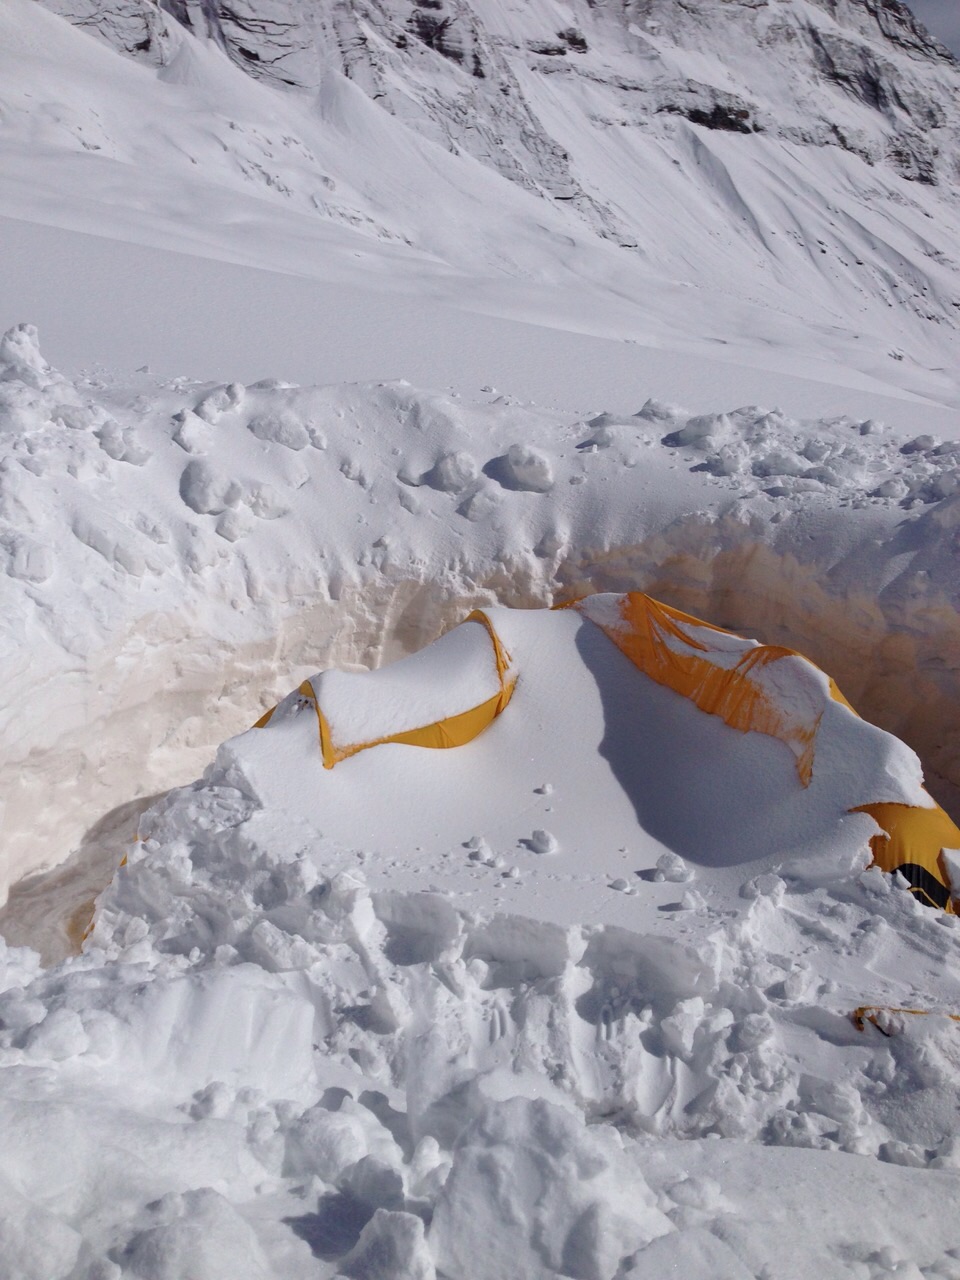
left=35, top=0, right=960, bottom=230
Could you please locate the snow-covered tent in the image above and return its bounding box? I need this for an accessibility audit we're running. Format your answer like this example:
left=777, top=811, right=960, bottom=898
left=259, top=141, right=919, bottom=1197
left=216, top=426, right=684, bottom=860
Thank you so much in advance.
left=565, top=593, right=960, bottom=912
left=256, top=593, right=960, bottom=912
left=256, top=610, right=515, bottom=767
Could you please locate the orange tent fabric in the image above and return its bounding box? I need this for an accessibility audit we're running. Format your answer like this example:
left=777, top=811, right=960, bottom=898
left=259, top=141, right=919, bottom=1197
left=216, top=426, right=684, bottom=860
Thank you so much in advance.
left=294, top=609, right=515, bottom=769
left=564, top=592, right=849, bottom=786
left=563, top=592, right=957, bottom=912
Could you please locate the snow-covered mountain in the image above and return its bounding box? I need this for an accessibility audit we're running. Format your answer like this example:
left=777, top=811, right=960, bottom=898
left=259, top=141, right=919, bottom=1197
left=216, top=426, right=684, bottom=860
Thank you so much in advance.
left=4, top=0, right=960, bottom=405
left=40, top=0, right=960, bottom=194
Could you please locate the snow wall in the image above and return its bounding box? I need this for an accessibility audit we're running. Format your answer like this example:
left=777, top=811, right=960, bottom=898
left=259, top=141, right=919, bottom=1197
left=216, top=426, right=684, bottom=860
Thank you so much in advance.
left=1, top=330, right=959, bottom=953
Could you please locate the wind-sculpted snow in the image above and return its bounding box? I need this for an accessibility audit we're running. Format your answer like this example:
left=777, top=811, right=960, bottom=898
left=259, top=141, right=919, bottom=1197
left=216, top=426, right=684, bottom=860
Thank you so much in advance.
left=11, top=0, right=960, bottom=404
left=37, top=0, right=960, bottom=196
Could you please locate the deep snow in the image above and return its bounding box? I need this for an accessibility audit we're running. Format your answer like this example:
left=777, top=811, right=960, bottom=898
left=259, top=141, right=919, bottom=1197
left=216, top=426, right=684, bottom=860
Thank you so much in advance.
left=2, top=322, right=960, bottom=931
left=4, top=0, right=960, bottom=1275
left=7, top=599, right=960, bottom=1278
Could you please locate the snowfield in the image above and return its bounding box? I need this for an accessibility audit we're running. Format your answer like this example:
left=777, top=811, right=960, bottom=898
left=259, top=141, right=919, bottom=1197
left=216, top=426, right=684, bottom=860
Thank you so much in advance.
left=4, top=0, right=960, bottom=1275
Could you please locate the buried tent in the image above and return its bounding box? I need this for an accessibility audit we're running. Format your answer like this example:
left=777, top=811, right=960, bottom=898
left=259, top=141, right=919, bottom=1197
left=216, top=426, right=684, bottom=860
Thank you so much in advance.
left=254, top=592, right=960, bottom=912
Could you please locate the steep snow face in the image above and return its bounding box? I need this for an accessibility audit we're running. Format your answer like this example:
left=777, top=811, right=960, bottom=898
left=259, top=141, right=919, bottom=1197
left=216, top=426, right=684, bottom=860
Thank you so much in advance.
left=39, top=0, right=960, bottom=194
left=15, top=0, right=960, bottom=411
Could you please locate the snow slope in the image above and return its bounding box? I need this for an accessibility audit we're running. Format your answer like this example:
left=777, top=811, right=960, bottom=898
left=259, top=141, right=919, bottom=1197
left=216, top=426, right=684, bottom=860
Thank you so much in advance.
left=5, top=0, right=960, bottom=409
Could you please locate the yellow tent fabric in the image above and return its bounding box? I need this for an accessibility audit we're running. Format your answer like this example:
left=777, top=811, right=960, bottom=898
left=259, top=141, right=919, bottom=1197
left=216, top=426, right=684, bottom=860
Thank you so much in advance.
left=562, top=591, right=957, bottom=912
left=298, top=609, right=516, bottom=769
left=852, top=801, right=960, bottom=912
left=563, top=591, right=848, bottom=786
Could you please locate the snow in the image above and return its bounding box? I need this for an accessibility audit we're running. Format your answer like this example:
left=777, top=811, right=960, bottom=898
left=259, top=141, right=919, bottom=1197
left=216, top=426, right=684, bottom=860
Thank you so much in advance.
left=4, top=0, right=960, bottom=1274
left=5, top=666, right=960, bottom=1274
left=1, top=316, right=959, bottom=932
left=308, top=616, right=505, bottom=753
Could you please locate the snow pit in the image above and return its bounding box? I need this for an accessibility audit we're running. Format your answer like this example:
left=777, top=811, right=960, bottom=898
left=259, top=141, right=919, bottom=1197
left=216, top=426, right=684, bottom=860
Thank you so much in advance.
left=1, top=326, right=960, bottom=959
left=1, top=341, right=960, bottom=1277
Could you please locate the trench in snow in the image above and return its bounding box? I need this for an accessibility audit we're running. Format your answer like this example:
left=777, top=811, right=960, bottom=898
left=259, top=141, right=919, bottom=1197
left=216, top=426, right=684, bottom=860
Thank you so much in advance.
left=2, top=535, right=958, bottom=965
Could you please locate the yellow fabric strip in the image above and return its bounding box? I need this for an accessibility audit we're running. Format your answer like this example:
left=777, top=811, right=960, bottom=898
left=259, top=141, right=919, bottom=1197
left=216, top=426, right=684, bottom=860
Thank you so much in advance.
left=297, top=615, right=515, bottom=769
left=853, top=800, right=959, bottom=913
left=463, top=608, right=514, bottom=712
left=320, top=680, right=517, bottom=767
left=571, top=592, right=829, bottom=786
left=853, top=1005, right=960, bottom=1031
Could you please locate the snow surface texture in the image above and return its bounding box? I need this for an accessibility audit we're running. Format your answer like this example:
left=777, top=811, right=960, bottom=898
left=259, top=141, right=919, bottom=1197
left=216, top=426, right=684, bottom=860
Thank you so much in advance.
left=2, top=322, right=960, bottom=946
left=4, top=1, right=960, bottom=1271
left=6, top=0, right=960, bottom=412
left=4, top=601, right=960, bottom=1277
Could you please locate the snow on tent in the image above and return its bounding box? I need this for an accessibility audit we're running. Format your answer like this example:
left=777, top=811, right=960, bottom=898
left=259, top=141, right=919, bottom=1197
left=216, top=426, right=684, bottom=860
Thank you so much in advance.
left=565, top=593, right=960, bottom=911
left=250, top=593, right=959, bottom=913
left=256, top=610, right=515, bottom=766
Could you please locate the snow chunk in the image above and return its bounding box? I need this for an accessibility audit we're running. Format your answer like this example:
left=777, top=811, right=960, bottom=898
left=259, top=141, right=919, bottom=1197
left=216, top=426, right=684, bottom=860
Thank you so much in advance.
left=215, top=508, right=254, bottom=542
left=243, top=482, right=289, bottom=520
left=667, top=411, right=734, bottom=449
left=426, top=450, right=479, bottom=492
left=179, top=461, right=240, bottom=515
left=496, top=444, right=555, bottom=492
left=3, top=533, right=53, bottom=583
left=284, top=1104, right=374, bottom=1182
left=526, top=829, right=559, bottom=855
left=0, top=324, right=58, bottom=390
left=23, top=1007, right=89, bottom=1061
left=458, top=484, right=501, bottom=521
left=248, top=412, right=309, bottom=451
left=430, top=1097, right=669, bottom=1280
left=173, top=410, right=212, bottom=455
left=654, top=852, right=693, bottom=883
left=636, top=398, right=686, bottom=423
left=116, top=1188, right=272, bottom=1280
left=98, top=419, right=151, bottom=465
left=194, top=383, right=244, bottom=423
left=942, top=848, right=960, bottom=897
left=342, top=1209, right=435, bottom=1280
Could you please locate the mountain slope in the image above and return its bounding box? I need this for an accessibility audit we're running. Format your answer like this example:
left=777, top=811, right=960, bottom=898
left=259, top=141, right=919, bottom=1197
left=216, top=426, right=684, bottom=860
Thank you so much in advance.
left=5, top=0, right=960, bottom=407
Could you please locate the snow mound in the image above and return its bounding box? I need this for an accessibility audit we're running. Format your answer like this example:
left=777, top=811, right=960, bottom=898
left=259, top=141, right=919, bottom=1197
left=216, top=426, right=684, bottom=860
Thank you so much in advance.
left=4, top=658, right=960, bottom=1275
